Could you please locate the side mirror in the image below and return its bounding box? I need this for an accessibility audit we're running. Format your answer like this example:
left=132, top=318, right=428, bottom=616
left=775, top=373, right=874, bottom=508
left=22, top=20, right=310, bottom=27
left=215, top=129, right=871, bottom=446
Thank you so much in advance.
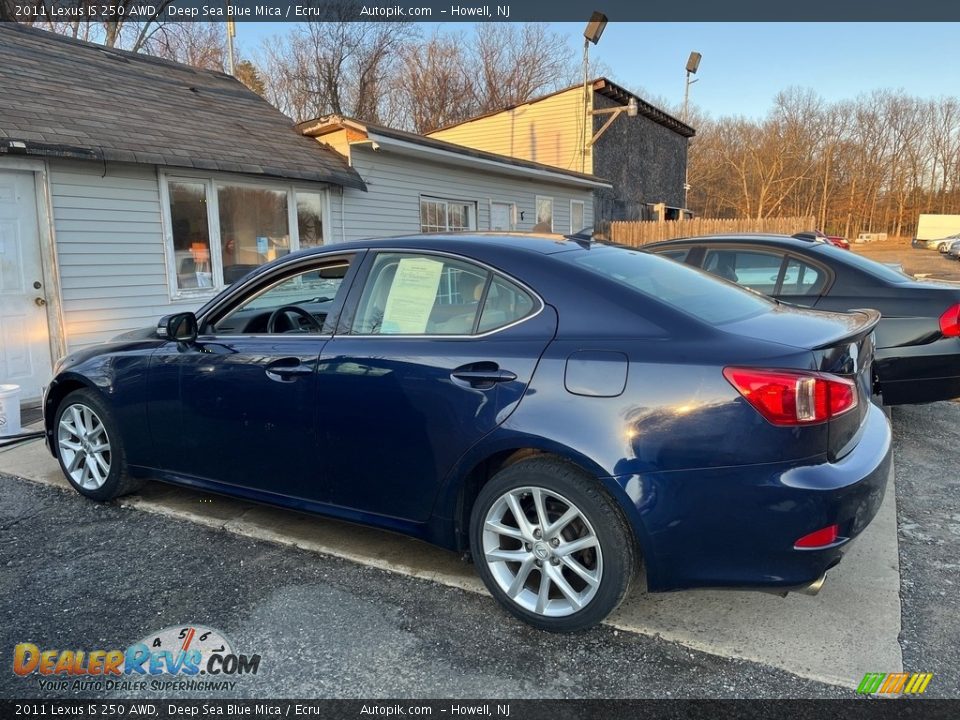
left=160, top=312, right=198, bottom=343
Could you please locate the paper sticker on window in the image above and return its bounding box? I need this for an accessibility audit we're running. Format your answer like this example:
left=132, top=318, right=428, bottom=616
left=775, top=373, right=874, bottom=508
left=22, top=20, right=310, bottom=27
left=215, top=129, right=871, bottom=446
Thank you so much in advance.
left=381, top=257, right=444, bottom=333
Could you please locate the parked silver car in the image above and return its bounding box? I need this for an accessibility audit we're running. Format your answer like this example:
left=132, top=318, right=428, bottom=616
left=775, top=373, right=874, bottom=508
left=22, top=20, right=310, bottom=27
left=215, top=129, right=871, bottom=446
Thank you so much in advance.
left=928, top=234, right=960, bottom=252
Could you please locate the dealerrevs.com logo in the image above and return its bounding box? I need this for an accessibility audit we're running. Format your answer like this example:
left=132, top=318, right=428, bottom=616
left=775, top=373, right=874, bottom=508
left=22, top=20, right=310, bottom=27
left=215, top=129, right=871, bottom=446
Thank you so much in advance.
left=12, top=625, right=261, bottom=693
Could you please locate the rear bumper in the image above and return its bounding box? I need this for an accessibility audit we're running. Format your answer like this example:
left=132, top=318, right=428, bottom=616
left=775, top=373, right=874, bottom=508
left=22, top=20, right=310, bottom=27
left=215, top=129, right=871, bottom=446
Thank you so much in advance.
left=876, top=340, right=960, bottom=404
left=612, top=402, right=892, bottom=592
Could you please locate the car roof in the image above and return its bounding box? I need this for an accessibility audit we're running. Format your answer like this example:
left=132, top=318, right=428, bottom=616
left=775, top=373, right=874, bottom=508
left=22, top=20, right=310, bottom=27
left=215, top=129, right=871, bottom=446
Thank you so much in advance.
left=646, top=233, right=822, bottom=251
left=294, top=232, right=587, bottom=258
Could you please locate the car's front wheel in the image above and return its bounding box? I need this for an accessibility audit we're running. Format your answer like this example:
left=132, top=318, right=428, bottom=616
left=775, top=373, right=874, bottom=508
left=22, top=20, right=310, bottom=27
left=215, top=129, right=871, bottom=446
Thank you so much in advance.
left=470, top=457, right=637, bottom=632
left=55, top=388, right=143, bottom=502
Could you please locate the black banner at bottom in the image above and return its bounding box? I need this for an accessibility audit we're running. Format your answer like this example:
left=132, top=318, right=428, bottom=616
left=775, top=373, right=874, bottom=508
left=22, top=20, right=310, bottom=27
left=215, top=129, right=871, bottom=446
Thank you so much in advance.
left=1, top=699, right=958, bottom=720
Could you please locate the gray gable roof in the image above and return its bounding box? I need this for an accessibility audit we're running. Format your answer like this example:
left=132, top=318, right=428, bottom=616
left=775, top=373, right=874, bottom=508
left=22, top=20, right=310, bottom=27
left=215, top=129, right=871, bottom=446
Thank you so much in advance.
left=0, top=24, right=365, bottom=189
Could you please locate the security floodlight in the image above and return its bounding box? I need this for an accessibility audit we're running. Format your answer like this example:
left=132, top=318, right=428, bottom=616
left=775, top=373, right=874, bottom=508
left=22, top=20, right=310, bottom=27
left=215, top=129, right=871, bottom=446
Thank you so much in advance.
left=583, top=12, right=608, bottom=45
left=686, top=51, right=702, bottom=75
left=627, top=97, right=638, bottom=117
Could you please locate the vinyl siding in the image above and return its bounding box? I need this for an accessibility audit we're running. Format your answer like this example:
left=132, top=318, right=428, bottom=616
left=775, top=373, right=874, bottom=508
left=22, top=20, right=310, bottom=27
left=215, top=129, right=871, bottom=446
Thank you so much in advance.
left=48, top=154, right=594, bottom=353
left=49, top=160, right=199, bottom=352
left=329, top=146, right=595, bottom=242
left=427, top=87, right=593, bottom=174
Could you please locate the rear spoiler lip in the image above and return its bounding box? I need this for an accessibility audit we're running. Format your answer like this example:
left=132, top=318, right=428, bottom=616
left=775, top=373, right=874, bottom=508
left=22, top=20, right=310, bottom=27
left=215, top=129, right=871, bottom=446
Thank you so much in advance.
left=811, top=308, right=881, bottom=351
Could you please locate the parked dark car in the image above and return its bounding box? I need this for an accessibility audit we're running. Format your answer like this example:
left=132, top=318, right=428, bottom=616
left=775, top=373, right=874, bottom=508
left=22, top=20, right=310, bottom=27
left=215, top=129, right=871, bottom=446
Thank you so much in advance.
left=44, top=235, right=891, bottom=632
left=646, top=234, right=960, bottom=405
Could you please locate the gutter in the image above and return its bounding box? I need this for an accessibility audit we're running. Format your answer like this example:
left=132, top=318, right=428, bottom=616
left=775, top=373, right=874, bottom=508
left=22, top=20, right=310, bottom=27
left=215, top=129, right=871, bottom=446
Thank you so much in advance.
left=363, top=132, right=613, bottom=191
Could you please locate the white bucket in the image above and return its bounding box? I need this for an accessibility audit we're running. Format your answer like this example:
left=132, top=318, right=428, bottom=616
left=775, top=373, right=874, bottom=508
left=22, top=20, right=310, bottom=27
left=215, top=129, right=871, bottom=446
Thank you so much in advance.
left=0, top=384, right=22, bottom=437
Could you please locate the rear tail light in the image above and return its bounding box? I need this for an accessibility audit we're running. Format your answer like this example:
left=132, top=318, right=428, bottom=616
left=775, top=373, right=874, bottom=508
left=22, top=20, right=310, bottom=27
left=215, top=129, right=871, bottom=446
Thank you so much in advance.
left=939, top=304, right=960, bottom=337
left=723, top=367, right=857, bottom=426
left=794, top=524, right=840, bottom=549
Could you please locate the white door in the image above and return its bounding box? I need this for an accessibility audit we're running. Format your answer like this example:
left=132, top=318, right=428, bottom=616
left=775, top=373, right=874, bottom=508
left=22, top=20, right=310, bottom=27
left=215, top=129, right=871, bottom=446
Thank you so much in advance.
left=490, top=202, right=514, bottom=231
left=0, top=171, right=52, bottom=401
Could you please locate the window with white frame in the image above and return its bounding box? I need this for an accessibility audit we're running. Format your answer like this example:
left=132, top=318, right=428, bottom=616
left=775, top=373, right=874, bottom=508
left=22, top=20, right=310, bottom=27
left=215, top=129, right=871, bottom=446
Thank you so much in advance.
left=163, top=175, right=328, bottom=296
left=420, top=196, right=477, bottom=233
left=534, top=196, right=554, bottom=232
left=570, top=199, right=585, bottom=233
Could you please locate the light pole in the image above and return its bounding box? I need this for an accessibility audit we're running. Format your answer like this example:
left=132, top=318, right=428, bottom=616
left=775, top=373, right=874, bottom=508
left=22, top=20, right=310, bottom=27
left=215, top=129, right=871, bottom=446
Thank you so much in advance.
left=226, top=19, right=236, bottom=76
left=682, top=51, right=701, bottom=124
left=682, top=51, right=701, bottom=214
left=581, top=12, right=608, bottom=173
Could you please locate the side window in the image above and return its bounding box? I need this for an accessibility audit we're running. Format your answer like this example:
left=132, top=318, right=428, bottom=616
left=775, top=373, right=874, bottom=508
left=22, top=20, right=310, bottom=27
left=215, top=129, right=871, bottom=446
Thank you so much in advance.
left=353, top=253, right=490, bottom=335
left=657, top=248, right=689, bottom=263
left=210, top=260, right=351, bottom=335
left=781, top=258, right=827, bottom=296
left=703, top=249, right=784, bottom=295
left=477, top=276, right=536, bottom=333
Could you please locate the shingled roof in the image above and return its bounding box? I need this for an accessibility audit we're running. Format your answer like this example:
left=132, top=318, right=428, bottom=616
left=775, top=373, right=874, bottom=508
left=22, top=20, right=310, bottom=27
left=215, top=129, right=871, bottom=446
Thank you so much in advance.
left=0, top=24, right=365, bottom=189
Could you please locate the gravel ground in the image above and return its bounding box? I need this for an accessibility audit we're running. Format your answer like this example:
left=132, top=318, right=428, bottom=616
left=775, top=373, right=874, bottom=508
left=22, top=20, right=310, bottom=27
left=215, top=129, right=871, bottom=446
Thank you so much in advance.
left=890, top=402, right=960, bottom=698
left=0, top=474, right=850, bottom=700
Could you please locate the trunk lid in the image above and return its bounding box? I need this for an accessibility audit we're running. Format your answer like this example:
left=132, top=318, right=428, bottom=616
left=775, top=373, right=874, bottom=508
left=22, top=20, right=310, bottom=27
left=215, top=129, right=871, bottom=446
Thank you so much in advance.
left=723, top=304, right=880, bottom=459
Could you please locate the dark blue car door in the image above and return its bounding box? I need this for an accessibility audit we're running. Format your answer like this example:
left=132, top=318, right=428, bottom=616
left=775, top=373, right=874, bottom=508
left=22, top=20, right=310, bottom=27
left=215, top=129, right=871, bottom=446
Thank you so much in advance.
left=316, top=250, right=557, bottom=523
left=148, top=253, right=361, bottom=500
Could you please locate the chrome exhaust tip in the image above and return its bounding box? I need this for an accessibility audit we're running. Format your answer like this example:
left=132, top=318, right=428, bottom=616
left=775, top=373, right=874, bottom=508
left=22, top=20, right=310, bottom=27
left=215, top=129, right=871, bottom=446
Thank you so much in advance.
left=796, top=571, right=827, bottom=596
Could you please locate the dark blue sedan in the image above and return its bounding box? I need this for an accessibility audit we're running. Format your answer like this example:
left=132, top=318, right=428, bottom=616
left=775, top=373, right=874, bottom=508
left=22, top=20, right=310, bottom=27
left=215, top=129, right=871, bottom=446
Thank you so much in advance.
left=43, top=234, right=892, bottom=632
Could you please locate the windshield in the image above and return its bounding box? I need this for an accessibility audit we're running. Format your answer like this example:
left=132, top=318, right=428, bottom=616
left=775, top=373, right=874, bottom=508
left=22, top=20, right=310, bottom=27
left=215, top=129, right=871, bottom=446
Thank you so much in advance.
left=564, top=246, right=774, bottom=325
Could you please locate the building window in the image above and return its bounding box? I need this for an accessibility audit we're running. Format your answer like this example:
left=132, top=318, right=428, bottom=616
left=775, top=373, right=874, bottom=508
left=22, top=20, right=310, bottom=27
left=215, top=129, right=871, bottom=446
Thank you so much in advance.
left=420, top=196, right=477, bottom=233
left=168, top=180, right=214, bottom=292
left=162, top=175, right=327, bottom=297
left=218, top=184, right=290, bottom=286
left=534, top=196, right=553, bottom=232
left=570, top=200, right=585, bottom=233
left=296, top=192, right=326, bottom=251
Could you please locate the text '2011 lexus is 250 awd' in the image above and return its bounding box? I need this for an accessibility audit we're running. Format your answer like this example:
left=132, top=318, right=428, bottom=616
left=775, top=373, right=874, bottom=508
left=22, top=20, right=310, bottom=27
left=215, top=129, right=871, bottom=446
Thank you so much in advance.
left=44, top=234, right=892, bottom=632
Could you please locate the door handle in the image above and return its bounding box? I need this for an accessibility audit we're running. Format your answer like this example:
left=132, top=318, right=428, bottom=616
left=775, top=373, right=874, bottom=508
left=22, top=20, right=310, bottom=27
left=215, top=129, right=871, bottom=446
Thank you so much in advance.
left=451, top=364, right=517, bottom=389
left=34, top=297, right=46, bottom=307
left=265, top=358, right=314, bottom=382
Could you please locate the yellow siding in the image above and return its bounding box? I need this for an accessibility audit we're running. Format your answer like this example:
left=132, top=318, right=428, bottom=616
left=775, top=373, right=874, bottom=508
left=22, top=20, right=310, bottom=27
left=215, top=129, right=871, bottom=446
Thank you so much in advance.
left=428, top=87, right=593, bottom=174
left=314, top=129, right=353, bottom=162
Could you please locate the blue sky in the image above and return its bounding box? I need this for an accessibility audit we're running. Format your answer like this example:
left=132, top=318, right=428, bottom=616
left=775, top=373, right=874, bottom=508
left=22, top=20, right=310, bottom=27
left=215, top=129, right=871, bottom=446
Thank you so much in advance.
left=235, top=22, right=960, bottom=120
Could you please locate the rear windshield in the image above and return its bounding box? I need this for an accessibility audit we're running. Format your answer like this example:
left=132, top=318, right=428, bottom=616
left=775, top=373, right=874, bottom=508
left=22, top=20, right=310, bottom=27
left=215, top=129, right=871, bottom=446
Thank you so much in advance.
left=811, top=243, right=910, bottom=284
left=564, top=246, right=774, bottom=325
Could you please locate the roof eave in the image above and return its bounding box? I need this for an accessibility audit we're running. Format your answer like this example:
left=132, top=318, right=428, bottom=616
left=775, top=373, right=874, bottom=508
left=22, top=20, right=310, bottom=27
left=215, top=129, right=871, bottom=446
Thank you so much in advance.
left=0, top=139, right=367, bottom=190
left=363, top=131, right=611, bottom=190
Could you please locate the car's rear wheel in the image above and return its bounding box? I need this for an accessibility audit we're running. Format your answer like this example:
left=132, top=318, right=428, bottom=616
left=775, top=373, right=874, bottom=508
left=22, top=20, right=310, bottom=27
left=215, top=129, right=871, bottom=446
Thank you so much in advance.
left=470, top=457, right=636, bottom=632
left=55, top=388, right=143, bottom=502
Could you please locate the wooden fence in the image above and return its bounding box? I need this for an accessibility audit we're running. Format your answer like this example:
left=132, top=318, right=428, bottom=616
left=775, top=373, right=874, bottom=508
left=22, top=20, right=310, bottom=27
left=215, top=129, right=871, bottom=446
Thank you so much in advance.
left=607, top=216, right=816, bottom=247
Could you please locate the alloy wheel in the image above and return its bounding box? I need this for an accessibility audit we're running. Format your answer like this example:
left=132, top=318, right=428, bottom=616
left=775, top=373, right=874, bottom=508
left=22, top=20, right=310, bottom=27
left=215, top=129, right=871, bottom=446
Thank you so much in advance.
left=482, top=486, right=603, bottom=617
left=58, top=403, right=112, bottom=490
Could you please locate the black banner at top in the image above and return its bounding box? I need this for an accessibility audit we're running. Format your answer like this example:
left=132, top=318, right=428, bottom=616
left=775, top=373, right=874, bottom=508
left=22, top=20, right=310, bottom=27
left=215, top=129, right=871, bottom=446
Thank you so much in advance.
left=3, top=0, right=960, bottom=22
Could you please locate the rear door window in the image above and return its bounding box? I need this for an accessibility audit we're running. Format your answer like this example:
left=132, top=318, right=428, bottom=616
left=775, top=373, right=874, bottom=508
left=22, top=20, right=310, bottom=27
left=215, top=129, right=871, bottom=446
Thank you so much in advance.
left=350, top=252, right=537, bottom=336
left=780, top=257, right=828, bottom=297
left=656, top=248, right=690, bottom=263
left=703, top=249, right=785, bottom=295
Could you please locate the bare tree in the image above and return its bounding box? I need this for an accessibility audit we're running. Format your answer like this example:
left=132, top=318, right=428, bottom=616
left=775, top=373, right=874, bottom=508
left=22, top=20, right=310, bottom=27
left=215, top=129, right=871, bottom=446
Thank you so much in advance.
left=257, top=4, right=418, bottom=124
left=472, top=23, right=578, bottom=112
left=143, top=22, right=227, bottom=71
left=393, top=31, right=475, bottom=133
left=7, top=1, right=174, bottom=51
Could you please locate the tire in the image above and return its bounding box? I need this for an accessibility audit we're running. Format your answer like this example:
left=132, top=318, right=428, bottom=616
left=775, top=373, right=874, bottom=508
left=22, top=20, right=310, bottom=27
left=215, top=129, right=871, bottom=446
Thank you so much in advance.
left=54, top=388, right=144, bottom=502
left=469, top=457, right=637, bottom=632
